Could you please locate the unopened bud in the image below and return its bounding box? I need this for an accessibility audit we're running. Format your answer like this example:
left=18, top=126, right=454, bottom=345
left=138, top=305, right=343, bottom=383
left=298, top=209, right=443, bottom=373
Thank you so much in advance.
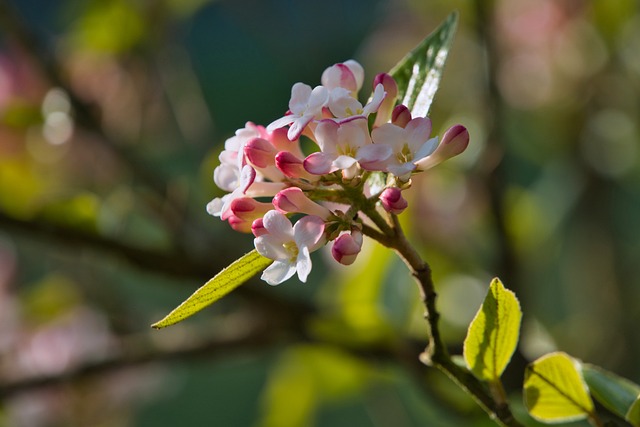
left=331, top=230, right=363, bottom=265
left=275, top=151, right=318, bottom=181
left=251, top=217, right=267, bottom=237
left=273, top=187, right=332, bottom=219
left=391, top=105, right=412, bottom=128
left=379, top=187, right=408, bottom=214
left=415, top=124, right=469, bottom=171
left=373, top=73, right=398, bottom=127
left=244, top=137, right=276, bottom=169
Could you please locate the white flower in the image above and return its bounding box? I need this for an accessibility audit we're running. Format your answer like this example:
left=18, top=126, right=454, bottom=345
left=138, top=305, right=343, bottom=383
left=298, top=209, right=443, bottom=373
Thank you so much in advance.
left=327, top=83, right=386, bottom=121
left=371, top=117, right=438, bottom=181
left=254, top=211, right=325, bottom=285
left=267, top=83, right=329, bottom=141
left=303, top=118, right=391, bottom=178
left=207, top=164, right=256, bottom=219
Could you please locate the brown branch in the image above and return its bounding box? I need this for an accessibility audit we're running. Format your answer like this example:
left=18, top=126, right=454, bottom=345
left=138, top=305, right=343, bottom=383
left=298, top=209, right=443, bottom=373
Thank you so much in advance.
left=360, top=207, right=524, bottom=427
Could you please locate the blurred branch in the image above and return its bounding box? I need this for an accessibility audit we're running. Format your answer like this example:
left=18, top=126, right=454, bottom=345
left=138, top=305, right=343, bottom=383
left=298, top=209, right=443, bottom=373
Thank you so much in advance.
left=0, top=210, right=314, bottom=320
left=0, top=322, right=278, bottom=399
left=0, top=0, right=186, bottom=236
left=472, top=0, right=518, bottom=286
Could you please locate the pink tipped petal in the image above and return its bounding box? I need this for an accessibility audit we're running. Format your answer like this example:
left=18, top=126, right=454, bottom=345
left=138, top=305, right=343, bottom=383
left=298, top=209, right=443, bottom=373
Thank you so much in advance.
left=261, top=261, right=296, bottom=286
left=304, top=152, right=334, bottom=175
left=239, top=165, right=256, bottom=194
left=343, top=60, right=364, bottom=91
left=322, top=63, right=357, bottom=92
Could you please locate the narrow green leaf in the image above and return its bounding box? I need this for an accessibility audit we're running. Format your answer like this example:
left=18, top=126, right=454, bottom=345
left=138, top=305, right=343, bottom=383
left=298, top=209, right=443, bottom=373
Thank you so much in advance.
left=524, top=352, right=594, bottom=423
left=389, top=12, right=458, bottom=118
left=627, top=397, right=640, bottom=427
left=463, top=277, right=522, bottom=381
left=582, top=363, right=640, bottom=426
left=151, top=250, right=272, bottom=329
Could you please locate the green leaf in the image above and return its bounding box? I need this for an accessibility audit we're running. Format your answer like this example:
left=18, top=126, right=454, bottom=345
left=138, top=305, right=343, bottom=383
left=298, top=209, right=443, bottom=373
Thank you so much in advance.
left=523, top=352, right=595, bottom=423
left=627, top=397, right=640, bottom=427
left=151, top=250, right=272, bottom=329
left=582, top=363, right=640, bottom=426
left=389, top=11, right=458, bottom=118
left=463, top=277, right=522, bottom=381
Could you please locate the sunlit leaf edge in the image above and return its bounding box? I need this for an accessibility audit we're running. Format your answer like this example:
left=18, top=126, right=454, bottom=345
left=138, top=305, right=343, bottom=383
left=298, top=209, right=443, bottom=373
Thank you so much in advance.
left=462, top=277, right=522, bottom=381
left=389, top=11, right=458, bottom=118
left=523, top=351, right=594, bottom=423
left=151, top=249, right=272, bottom=329
left=626, top=396, right=640, bottom=426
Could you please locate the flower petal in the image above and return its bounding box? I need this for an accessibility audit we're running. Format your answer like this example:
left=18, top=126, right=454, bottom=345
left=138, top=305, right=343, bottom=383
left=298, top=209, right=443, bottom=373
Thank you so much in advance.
left=254, top=234, right=289, bottom=260
left=261, top=261, right=296, bottom=285
left=293, top=215, right=326, bottom=250
left=295, top=246, right=312, bottom=283
left=262, top=210, right=294, bottom=237
left=304, top=152, right=334, bottom=175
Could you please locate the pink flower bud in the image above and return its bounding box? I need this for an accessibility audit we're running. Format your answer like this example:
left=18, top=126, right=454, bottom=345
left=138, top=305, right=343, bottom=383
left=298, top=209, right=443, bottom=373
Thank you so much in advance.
left=415, top=124, right=470, bottom=171
left=379, top=187, right=408, bottom=214
left=275, top=151, right=318, bottom=181
left=244, top=137, right=276, bottom=168
left=229, top=197, right=272, bottom=221
left=391, top=105, right=411, bottom=128
left=244, top=138, right=286, bottom=182
left=273, top=187, right=332, bottom=219
left=322, top=63, right=358, bottom=93
left=373, top=73, right=398, bottom=127
left=228, top=215, right=252, bottom=233
left=331, top=230, right=363, bottom=265
left=268, top=127, right=304, bottom=157
left=251, top=217, right=267, bottom=237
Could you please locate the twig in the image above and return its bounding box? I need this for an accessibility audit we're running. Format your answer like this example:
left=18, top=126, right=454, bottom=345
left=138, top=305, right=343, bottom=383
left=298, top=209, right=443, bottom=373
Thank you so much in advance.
left=361, top=205, right=525, bottom=427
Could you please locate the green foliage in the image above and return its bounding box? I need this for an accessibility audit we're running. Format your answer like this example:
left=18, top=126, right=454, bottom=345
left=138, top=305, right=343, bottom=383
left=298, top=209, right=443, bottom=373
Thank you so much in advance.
left=582, top=363, right=640, bottom=426
left=523, top=352, right=594, bottom=423
left=151, top=250, right=272, bottom=328
left=257, top=344, right=372, bottom=427
left=389, top=11, right=458, bottom=117
left=463, top=277, right=522, bottom=381
left=628, top=398, right=640, bottom=427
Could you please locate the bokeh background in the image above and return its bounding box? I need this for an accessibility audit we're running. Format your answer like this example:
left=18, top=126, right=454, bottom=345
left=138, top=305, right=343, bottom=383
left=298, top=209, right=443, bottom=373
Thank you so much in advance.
left=1, top=0, right=639, bottom=426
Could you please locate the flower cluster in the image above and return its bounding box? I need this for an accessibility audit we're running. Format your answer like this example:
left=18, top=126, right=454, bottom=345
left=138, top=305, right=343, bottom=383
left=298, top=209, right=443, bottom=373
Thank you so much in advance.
left=207, top=60, right=469, bottom=285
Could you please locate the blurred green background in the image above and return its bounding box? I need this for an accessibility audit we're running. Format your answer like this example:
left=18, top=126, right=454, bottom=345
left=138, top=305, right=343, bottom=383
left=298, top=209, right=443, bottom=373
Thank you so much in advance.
left=1, top=0, right=639, bottom=426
